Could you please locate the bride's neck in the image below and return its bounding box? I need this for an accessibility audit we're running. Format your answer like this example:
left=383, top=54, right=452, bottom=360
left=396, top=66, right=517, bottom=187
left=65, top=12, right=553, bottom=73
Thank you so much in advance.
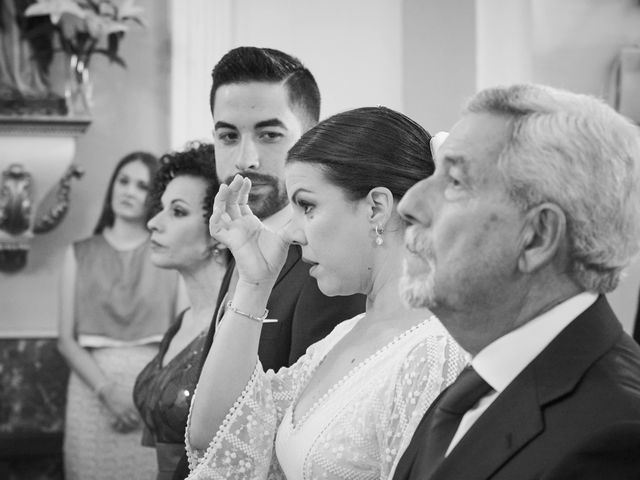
left=365, top=243, right=429, bottom=330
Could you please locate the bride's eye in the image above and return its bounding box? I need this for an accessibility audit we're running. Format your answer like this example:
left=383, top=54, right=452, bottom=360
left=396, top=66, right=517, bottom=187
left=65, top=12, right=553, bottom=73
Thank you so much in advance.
left=297, top=200, right=314, bottom=215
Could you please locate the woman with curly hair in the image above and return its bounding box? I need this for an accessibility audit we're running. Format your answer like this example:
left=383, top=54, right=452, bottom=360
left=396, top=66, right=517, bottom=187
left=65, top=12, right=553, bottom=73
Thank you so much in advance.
left=133, top=143, right=229, bottom=480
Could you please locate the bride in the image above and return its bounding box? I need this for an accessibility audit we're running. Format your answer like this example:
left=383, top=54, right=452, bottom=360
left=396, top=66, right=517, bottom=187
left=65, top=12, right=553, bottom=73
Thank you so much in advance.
left=186, top=107, right=467, bottom=479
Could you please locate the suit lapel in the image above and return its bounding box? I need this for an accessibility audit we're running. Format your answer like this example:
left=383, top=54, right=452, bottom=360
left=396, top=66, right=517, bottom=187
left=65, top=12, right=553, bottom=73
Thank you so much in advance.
left=532, top=296, right=621, bottom=405
left=273, top=245, right=302, bottom=288
left=431, top=370, right=544, bottom=480
left=430, top=296, right=621, bottom=480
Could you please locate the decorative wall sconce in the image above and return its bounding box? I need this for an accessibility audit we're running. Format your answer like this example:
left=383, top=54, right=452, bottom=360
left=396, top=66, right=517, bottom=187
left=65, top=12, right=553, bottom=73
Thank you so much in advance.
left=0, top=115, right=90, bottom=272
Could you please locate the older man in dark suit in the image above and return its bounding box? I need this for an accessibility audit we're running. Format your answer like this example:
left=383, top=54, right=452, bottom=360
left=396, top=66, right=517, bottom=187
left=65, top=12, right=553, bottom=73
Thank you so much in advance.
left=394, top=84, right=640, bottom=480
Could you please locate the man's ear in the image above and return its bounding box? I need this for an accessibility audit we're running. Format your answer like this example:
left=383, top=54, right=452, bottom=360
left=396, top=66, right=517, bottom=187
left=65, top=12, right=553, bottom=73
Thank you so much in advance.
left=518, top=203, right=567, bottom=273
left=365, top=187, right=394, bottom=225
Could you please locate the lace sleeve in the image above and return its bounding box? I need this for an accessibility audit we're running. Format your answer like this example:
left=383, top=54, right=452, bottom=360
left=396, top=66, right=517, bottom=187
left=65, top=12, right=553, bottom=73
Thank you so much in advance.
left=379, top=320, right=469, bottom=479
left=185, top=349, right=317, bottom=480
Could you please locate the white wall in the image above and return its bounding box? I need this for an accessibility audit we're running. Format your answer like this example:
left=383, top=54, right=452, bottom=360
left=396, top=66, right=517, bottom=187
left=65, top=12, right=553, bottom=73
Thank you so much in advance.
left=474, top=0, right=640, bottom=332
left=172, top=0, right=640, bottom=333
left=532, top=0, right=640, bottom=333
left=170, top=0, right=404, bottom=149
left=402, top=0, right=478, bottom=132
left=476, top=0, right=533, bottom=89
left=0, top=0, right=171, bottom=336
left=6, top=0, right=637, bottom=335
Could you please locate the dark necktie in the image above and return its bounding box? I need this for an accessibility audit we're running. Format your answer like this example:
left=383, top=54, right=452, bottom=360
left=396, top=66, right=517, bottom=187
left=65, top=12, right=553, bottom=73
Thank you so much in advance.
left=411, top=366, right=493, bottom=477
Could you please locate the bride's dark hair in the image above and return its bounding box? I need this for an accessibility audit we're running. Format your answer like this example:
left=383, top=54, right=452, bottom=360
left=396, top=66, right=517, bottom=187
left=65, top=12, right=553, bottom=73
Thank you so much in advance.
left=286, top=106, right=433, bottom=201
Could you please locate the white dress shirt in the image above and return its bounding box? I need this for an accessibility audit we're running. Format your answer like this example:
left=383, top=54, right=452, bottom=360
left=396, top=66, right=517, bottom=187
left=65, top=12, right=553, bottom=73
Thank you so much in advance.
left=445, top=291, right=598, bottom=455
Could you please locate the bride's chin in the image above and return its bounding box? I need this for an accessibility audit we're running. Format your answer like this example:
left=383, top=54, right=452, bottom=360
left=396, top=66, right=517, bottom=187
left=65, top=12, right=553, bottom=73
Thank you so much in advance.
left=149, top=254, right=172, bottom=270
left=317, top=278, right=358, bottom=298
left=316, top=278, right=339, bottom=297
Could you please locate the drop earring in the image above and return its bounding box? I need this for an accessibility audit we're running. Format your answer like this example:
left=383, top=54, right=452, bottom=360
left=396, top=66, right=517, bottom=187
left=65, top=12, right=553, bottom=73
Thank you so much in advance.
left=374, top=224, right=384, bottom=246
left=208, top=242, right=225, bottom=262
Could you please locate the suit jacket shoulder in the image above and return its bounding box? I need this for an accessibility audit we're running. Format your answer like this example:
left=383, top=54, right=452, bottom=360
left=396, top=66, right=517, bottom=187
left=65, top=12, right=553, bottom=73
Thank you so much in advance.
left=542, top=421, right=640, bottom=479
left=430, top=296, right=640, bottom=480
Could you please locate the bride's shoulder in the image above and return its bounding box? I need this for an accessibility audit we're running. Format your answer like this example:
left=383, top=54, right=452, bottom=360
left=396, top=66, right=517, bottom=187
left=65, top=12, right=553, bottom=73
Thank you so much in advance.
left=403, top=316, right=469, bottom=367
left=324, top=313, right=364, bottom=344
left=426, top=316, right=469, bottom=359
left=302, top=313, right=365, bottom=359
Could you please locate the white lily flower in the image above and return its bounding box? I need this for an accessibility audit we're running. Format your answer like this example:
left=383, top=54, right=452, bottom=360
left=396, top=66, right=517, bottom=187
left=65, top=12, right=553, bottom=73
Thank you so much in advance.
left=24, top=0, right=86, bottom=24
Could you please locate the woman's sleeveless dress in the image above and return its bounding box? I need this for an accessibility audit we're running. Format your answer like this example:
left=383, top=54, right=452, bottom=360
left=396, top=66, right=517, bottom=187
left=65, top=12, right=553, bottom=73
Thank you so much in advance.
left=63, top=235, right=179, bottom=480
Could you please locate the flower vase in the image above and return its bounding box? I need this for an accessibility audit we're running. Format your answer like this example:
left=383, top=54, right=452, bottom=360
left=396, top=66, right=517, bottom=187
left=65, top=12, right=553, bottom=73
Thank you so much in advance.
left=65, top=54, right=92, bottom=116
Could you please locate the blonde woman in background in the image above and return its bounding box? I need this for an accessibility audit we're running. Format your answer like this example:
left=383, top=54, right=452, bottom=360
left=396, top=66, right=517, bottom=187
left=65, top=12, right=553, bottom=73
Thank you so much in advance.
left=58, top=151, right=182, bottom=480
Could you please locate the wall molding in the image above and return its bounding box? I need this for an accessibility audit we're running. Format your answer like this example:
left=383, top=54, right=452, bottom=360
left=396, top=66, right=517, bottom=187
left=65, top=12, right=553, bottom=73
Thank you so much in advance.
left=169, top=0, right=235, bottom=149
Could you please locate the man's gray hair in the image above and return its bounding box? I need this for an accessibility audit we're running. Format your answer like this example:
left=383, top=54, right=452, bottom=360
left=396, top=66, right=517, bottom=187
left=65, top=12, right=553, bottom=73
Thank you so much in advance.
left=466, top=84, right=640, bottom=293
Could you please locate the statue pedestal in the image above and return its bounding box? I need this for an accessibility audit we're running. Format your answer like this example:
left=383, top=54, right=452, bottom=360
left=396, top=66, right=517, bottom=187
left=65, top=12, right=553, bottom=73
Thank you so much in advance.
left=0, top=115, right=90, bottom=272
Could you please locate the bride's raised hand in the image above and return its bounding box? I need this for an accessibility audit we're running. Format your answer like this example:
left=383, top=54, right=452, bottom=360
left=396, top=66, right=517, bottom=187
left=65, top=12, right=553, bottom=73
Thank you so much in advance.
left=209, top=175, right=289, bottom=284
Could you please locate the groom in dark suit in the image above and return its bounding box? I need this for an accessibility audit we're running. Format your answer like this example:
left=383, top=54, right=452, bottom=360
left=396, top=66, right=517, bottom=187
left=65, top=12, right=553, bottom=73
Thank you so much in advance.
left=204, top=45, right=364, bottom=368
left=172, top=47, right=364, bottom=479
left=394, top=84, right=640, bottom=479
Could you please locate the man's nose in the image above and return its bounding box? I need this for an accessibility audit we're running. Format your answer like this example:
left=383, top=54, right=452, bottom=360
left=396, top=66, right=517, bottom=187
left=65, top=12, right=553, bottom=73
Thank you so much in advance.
left=235, top=139, right=260, bottom=170
left=398, top=178, right=432, bottom=227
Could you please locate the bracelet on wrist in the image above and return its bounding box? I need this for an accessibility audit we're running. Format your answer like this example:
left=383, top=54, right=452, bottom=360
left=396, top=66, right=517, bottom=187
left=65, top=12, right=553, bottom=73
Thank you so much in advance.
left=226, top=301, right=269, bottom=323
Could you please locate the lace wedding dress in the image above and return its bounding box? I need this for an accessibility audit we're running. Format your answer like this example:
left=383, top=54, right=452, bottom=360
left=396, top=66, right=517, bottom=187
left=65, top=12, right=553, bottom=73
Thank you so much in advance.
left=186, top=314, right=467, bottom=480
